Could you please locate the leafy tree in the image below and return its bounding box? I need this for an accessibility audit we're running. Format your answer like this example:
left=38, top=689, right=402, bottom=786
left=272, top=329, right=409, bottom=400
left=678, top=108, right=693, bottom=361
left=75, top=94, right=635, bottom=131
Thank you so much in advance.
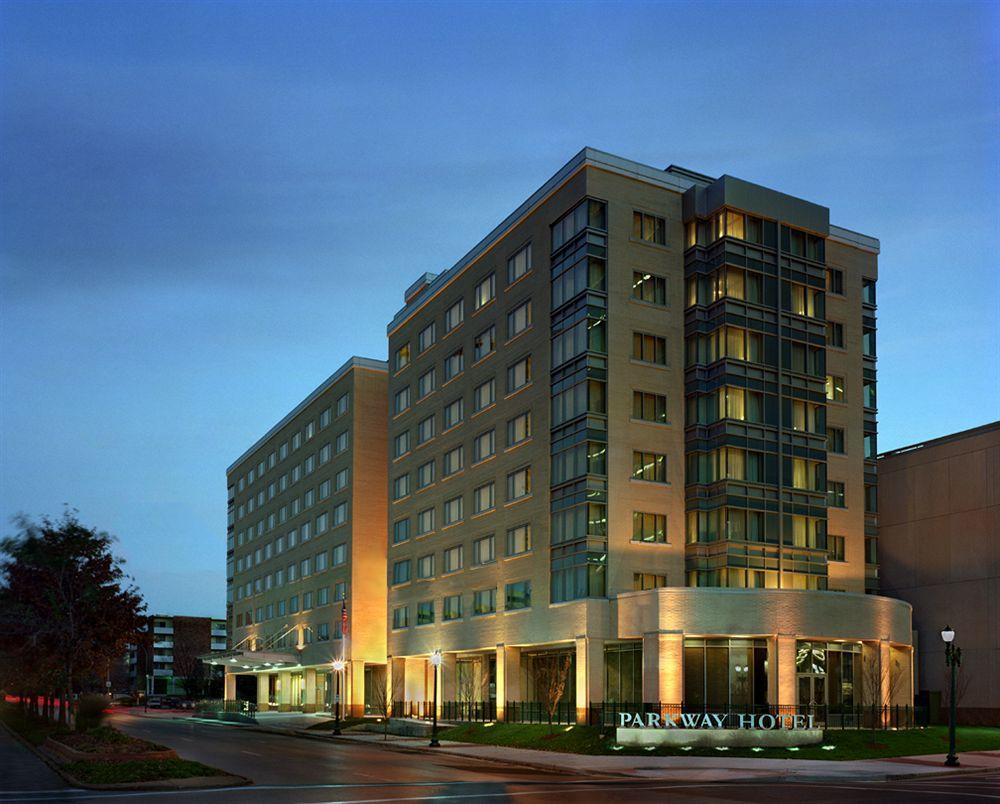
left=0, top=510, right=145, bottom=724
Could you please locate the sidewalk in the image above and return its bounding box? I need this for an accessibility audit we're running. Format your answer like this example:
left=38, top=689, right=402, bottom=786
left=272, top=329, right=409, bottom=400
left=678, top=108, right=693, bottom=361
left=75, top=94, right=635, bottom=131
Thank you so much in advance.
left=242, top=720, right=1000, bottom=783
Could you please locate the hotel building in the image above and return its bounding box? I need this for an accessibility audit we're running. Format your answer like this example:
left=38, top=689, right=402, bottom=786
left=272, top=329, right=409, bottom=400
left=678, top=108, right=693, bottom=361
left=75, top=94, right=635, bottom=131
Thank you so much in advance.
left=219, top=356, right=388, bottom=714
left=384, top=148, right=912, bottom=721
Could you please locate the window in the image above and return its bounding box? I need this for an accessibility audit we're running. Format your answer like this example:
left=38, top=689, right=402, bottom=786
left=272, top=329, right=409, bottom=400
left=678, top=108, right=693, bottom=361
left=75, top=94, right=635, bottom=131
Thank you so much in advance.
left=315, top=512, right=328, bottom=535
left=392, top=385, right=410, bottom=416
left=417, top=414, right=435, bottom=444
left=300, top=557, right=311, bottom=578
left=336, top=393, right=349, bottom=417
left=443, top=445, right=464, bottom=476
left=473, top=481, right=495, bottom=514
left=392, top=606, right=409, bottom=629
left=473, top=430, right=495, bottom=463
left=507, top=300, right=531, bottom=339
left=335, top=468, right=348, bottom=491
left=862, top=278, right=876, bottom=306
left=316, top=622, right=330, bottom=641
left=827, top=427, right=846, bottom=454
left=632, top=272, right=667, bottom=305
left=864, top=433, right=877, bottom=459
left=632, top=391, right=668, bottom=424
left=334, top=581, right=346, bottom=600
left=318, top=479, right=331, bottom=501
left=863, top=327, right=876, bottom=358
left=632, top=512, right=667, bottom=543
left=828, top=535, right=845, bottom=562
left=393, top=431, right=410, bottom=459
left=418, top=322, right=436, bottom=353
left=789, top=283, right=823, bottom=318
left=632, top=332, right=667, bottom=365
left=505, top=580, right=531, bottom=611
left=443, top=544, right=463, bottom=573
left=474, top=378, right=495, bottom=412
left=506, top=524, right=531, bottom=556
left=315, top=551, right=328, bottom=572
left=552, top=199, right=606, bottom=249
left=417, top=368, right=436, bottom=400
left=864, top=380, right=877, bottom=409
left=474, top=326, right=496, bottom=361
left=332, top=543, right=346, bottom=565
left=392, top=474, right=410, bottom=501
left=827, top=481, right=846, bottom=508
left=417, top=459, right=435, bottom=490
left=416, top=553, right=435, bottom=579
left=633, top=210, right=666, bottom=244
left=506, top=467, right=531, bottom=500
left=445, top=348, right=464, bottom=381
left=394, top=343, right=411, bottom=372
left=443, top=594, right=462, bottom=621
left=507, top=244, right=531, bottom=284
left=633, top=573, right=667, bottom=591
left=445, top=298, right=464, bottom=332
left=443, top=397, right=464, bottom=429
left=417, top=600, right=435, bottom=625
left=473, top=588, right=496, bottom=615
left=827, top=321, right=844, bottom=348
left=826, top=375, right=845, bottom=402
left=474, top=273, right=495, bottom=309
left=319, top=444, right=332, bottom=465
left=507, top=412, right=531, bottom=446
left=443, top=495, right=463, bottom=526
left=392, top=559, right=411, bottom=585
left=473, top=534, right=495, bottom=565
left=392, top=519, right=410, bottom=544
left=289, top=595, right=298, bottom=613
left=507, top=356, right=531, bottom=392
left=826, top=268, right=844, bottom=295
left=417, top=507, right=435, bottom=536
left=633, top=451, right=667, bottom=483
left=335, top=431, right=349, bottom=453
left=303, top=591, right=313, bottom=611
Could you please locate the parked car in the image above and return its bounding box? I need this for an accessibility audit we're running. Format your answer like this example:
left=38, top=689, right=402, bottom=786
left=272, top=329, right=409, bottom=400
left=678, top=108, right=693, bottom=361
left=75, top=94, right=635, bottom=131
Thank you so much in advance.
left=145, top=695, right=165, bottom=709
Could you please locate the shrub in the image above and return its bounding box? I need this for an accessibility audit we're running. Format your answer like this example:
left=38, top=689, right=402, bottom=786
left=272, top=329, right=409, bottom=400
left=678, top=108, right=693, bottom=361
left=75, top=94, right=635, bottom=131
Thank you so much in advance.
left=75, top=695, right=109, bottom=732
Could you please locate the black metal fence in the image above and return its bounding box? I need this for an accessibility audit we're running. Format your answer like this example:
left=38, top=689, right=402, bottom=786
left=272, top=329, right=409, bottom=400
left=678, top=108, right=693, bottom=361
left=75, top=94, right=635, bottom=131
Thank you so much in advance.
left=441, top=701, right=498, bottom=722
left=195, top=698, right=257, bottom=722
left=587, top=702, right=928, bottom=730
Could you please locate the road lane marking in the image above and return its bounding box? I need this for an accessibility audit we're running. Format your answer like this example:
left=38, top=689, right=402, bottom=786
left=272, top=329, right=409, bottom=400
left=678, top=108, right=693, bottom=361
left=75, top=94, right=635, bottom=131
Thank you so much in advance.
left=241, top=750, right=263, bottom=756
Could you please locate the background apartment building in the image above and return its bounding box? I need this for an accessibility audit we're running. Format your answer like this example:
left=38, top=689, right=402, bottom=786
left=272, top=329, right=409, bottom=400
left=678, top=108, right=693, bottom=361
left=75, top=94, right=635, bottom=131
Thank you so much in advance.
left=127, top=614, right=227, bottom=697
left=384, top=148, right=910, bottom=722
left=219, top=356, right=388, bottom=714
left=879, top=422, right=1000, bottom=725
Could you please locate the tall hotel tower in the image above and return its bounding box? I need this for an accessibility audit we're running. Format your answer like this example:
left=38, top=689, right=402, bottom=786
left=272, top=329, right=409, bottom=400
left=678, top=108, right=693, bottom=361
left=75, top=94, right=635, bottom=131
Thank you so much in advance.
left=384, top=149, right=909, bottom=722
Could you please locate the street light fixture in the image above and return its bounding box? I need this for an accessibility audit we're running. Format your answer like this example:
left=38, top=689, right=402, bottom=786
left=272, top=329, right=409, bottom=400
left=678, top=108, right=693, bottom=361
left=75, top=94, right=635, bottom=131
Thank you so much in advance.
left=940, top=626, right=961, bottom=766
left=429, top=650, right=443, bottom=748
left=331, top=658, right=346, bottom=735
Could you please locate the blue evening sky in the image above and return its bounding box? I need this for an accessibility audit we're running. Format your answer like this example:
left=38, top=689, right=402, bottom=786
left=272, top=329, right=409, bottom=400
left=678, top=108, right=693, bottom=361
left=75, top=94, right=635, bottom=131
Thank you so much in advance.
left=1, top=1, right=997, bottom=616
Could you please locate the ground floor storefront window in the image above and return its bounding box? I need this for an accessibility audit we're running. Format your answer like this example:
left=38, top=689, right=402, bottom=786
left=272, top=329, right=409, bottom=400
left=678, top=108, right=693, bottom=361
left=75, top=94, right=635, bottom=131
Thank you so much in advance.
left=604, top=641, right=642, bottom=704
left=796, top=640, right=860, bottom=708
left=683, top=638, right=768, bottom=710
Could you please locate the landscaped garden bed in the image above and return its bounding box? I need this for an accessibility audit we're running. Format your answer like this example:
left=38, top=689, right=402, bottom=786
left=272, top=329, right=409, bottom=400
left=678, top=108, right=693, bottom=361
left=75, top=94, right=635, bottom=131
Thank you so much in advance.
left=442, top=721, right=1000, bottom=761
left=45, top=726, right=177, bottom=763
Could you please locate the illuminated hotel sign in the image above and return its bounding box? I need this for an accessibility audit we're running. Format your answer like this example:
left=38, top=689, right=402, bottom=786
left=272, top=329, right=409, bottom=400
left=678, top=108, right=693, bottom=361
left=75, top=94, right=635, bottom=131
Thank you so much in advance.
left=619, top=712, right=817, bottom=730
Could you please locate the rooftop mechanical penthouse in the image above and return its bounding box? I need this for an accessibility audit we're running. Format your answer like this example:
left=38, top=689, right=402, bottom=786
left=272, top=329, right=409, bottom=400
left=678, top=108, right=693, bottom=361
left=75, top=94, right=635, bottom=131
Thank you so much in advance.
left=383, top=148, right=909, bottom=724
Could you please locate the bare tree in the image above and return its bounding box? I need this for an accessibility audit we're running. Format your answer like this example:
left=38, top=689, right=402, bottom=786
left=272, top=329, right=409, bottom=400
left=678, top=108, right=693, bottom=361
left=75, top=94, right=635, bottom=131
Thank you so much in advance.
left=941, top=667, right=972, bottom=711
left=456, top=659, right=490, bottom=718
left=368, top=665, right=401, bottom=740
left=530, top=654, right=572, bottom=733
left=862, top=652, right=904, bottom=742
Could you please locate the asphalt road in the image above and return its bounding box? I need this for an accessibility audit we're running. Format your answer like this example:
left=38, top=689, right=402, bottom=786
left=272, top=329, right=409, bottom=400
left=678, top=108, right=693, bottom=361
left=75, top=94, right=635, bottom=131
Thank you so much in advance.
left=1, top=712, right=997, bottom=803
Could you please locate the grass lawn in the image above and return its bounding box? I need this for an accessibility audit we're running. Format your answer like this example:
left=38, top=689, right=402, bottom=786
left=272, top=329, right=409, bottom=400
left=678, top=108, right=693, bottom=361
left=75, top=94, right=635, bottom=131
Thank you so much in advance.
left=63, top=759, right=225, bottom=784
left=442, top=722, right=1000, bottom=761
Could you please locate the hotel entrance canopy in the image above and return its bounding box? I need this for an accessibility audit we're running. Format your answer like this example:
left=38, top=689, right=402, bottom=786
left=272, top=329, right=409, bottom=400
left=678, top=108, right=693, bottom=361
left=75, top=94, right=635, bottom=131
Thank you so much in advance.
left=200, top=649, right=299, bottom=672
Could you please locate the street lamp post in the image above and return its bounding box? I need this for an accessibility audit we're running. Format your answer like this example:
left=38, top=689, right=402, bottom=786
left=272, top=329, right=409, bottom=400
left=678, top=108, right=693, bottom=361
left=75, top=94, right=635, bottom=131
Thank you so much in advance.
left=941, top=626, right=961, bottom=767
left=429, top=650, right=442, bottom=748
left=331, top=658, right=345, bottom=735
